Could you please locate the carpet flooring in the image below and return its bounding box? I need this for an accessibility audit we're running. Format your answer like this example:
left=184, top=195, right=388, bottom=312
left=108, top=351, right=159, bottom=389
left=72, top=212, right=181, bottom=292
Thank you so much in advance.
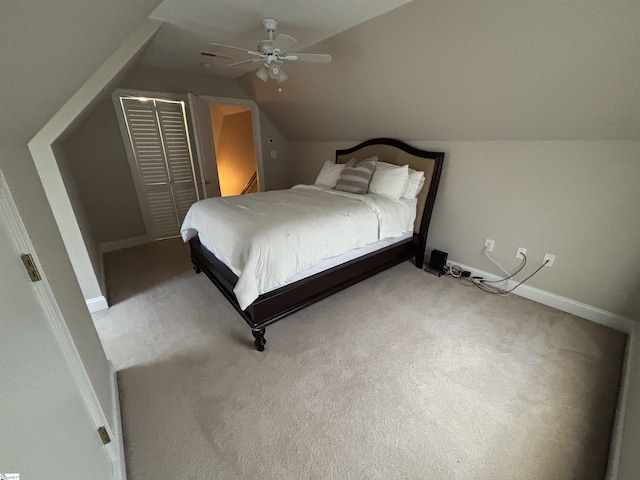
left=93, top=239, right=626, bottom=480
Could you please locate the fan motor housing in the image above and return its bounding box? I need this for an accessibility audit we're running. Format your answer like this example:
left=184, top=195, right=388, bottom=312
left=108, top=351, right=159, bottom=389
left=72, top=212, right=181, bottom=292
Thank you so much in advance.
left=258, top=40, right=274, bottom=55
left=262, top=18, right=278, bottom=32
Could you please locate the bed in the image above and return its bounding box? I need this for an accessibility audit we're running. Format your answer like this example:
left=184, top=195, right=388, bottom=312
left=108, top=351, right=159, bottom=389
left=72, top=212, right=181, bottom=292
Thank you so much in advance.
left=184, top=138, right=444, bottom=351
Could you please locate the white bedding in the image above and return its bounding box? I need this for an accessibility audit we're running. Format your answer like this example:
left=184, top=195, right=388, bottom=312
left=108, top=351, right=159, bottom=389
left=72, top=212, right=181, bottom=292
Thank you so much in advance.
left=199, top=230, right=414, bottom=287
left=181, top=185, right=416, bottom=309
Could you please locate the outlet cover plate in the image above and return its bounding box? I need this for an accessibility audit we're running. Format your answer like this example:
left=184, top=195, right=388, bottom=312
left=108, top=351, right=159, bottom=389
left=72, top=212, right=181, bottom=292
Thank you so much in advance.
left=484, top=238, right=495, bottom=252
left=543, top=253, right=556, bottom=267
left=516, top=247, right=527, bottom=259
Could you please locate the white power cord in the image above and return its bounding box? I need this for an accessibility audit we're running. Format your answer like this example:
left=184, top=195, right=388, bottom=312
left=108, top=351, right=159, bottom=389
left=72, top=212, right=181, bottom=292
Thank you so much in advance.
left=484, top=248, right=512, bottom=279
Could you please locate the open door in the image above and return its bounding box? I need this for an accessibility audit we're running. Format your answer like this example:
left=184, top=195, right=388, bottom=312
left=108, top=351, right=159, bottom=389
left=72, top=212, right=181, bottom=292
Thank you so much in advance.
left=0, top=173, right=119, bottom=479
left=188, top=93, right=221, bottom=198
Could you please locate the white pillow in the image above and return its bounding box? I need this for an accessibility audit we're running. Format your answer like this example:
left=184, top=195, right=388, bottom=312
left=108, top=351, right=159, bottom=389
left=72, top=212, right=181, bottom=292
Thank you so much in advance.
left=368, top=163, right=409, bottom=200
left=315, top=161, right=345, bottom=188
left=402, top=170, right=426, bottom=199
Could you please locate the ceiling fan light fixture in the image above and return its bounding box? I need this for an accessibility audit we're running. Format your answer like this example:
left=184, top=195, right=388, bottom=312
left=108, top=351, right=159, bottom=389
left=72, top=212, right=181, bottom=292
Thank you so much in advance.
left=256, top=65, right=269, bottom=82
left=269, top=62, right=282, bottom=78
left=276, top=70, right=288, bottom=83
left=268, top=62, right=288, bottom=83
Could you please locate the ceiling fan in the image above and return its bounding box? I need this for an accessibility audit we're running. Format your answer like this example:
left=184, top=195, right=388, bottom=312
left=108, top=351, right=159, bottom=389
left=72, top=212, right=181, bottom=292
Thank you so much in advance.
left=206, top=18, right=332, bottom=83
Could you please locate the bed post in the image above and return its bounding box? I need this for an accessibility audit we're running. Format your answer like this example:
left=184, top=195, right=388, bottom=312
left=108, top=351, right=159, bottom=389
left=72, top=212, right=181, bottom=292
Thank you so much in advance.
left=415, top=233, right=427, bottom=268
left=252, top=327, right=267, bottom=352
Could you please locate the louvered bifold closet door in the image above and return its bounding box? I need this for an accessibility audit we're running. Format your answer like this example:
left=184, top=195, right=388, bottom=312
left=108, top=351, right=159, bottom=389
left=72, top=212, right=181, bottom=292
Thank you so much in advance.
left=121, top=97, right=199, bottom=239
left=156, top=101, right=198, bottom=223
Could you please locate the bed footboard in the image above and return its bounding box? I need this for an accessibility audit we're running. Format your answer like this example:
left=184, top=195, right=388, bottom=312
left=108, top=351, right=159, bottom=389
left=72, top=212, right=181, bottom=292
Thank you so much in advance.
left=189, top=233, right=423, bottom=350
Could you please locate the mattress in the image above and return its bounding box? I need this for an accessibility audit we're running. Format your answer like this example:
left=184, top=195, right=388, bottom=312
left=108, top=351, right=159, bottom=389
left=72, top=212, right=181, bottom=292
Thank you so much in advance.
left=199, top=230, right=414, bottom=289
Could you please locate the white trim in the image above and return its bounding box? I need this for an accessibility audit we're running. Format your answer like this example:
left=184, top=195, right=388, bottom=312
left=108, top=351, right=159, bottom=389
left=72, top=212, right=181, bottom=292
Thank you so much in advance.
left=448, top=259, right=634, bottom=333
left=606, top=325, right=635, bottom=479
left=100, top=235, right=151, bottom=253
left=98, top=247, right=107, bottom=296
left=110, top=361, right=127, bottom=480
left=27, top=19, right=162, bottom=305
left=187, top=92, right=221, bottom=199
left=0, top=172, right=120, bottom=473
left=86, top=296, right=109, bottom=313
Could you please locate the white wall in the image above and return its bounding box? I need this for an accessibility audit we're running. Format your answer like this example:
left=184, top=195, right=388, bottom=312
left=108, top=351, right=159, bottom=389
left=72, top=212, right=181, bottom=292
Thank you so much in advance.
left=62, top=99, right=147, bottom=243
left=51, top=141, right=106, bottom=297
left=289, top=140, right=640, bottom=321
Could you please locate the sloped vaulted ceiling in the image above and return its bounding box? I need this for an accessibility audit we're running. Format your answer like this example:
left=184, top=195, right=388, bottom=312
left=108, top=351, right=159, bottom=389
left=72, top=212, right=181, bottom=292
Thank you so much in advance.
left=1, top=0, right=162, bottom=145
left=142, top=0, right=412, bottom=77
left=240, top=0, right=640, bottom=141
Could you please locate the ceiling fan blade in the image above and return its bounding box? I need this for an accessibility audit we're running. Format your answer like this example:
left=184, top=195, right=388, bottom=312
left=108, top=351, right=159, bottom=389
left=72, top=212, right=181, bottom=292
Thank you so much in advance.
left=228, top=58, right=264, bottom=68
left=272, top=34, right=297, bottom=53
left=209, top=42, right=261, bottom=57
left=282, top=53, right=332, bottom=64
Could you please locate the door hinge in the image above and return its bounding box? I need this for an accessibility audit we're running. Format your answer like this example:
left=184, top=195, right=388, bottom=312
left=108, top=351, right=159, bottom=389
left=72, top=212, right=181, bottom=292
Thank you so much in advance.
left=20, top=254, right=41, bottom=282
left=98, top=426, right=111, bottom=445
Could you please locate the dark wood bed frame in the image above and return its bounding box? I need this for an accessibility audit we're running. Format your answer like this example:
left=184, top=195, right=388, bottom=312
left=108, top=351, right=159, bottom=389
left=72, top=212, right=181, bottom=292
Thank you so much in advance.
left=189, top=138, right=444, bottom=351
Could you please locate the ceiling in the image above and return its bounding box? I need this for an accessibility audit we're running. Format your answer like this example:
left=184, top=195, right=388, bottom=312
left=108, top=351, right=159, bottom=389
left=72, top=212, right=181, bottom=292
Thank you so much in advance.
left=138, top=0, right=640, bottom=142
left=1, top=0, right=161, bottom=145
left=239, top=0, right=640, bottom=141
left=141, top=0, right=412, bottom=77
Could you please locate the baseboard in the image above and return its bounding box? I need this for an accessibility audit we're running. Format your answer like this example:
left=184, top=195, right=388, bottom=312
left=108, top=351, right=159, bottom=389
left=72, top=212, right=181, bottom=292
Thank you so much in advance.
left=86, top=295, right=109, bottom=313
left=606, top=325, right=636, bottom=479
left=448, top=260, right=634, bottom=333
left=100, top=235, right=151, bottom=253
left=109, top=360, right=127, bottom=480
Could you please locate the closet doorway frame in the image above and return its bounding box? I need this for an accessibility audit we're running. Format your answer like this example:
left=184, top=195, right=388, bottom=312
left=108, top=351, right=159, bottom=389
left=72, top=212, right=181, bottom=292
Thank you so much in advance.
left=197, top=95, right=266, bottom=194
left=112, top=88, right=204, bottom=241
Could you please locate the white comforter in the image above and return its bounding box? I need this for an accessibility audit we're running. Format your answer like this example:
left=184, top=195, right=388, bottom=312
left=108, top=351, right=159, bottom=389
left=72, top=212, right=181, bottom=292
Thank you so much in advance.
left=181, top=185, right=415, bottom=309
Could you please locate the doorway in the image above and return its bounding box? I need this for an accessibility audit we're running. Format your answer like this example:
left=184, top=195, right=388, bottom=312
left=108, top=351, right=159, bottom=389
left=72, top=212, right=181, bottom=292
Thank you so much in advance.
left=209, top=103, right=259, bottom=196
left=113, top=91, right=202, bottom=240
left=188, top=95, right=265, bottom=199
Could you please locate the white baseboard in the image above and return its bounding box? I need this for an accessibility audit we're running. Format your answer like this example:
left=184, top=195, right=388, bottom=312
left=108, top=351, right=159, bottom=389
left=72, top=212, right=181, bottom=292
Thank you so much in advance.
left=109, top=360, right=127, bottom=480
left=86, top=295, right=109, bottom=313
left=100, top=235, right=151, bottom=253
left=448, top=260, right=635, bottom=333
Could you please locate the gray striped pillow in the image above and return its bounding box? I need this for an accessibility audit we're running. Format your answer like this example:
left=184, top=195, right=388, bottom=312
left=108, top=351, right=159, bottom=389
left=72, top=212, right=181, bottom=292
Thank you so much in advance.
left=334, top=156, right=378, bottom=194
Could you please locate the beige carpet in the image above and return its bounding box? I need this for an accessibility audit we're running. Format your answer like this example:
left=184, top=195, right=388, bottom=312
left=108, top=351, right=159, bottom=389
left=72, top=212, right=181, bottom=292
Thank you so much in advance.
left=94, top=239, right=626, bottom=480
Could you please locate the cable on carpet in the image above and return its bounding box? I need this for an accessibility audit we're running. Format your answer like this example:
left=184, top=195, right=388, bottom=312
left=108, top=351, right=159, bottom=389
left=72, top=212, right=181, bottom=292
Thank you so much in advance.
left=459, top=253, right=549, bottom=296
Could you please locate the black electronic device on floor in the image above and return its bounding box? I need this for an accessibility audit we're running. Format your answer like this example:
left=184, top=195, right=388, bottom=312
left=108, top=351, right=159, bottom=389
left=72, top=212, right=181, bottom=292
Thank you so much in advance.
left=425, top=249, right=448, bottom=277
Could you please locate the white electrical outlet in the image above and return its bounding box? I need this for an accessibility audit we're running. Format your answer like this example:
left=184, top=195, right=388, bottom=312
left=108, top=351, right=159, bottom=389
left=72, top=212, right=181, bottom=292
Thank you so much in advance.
left=484, top=238, right=495, bottom=252
left=516, top=247, right=527, bottom=259
left=543, top=253, right=556, bottom=267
